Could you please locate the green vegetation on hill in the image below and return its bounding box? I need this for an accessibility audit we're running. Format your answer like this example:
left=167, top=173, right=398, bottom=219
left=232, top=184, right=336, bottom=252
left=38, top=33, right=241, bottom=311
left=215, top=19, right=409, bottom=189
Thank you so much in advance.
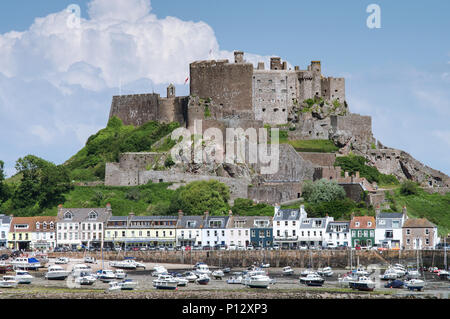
left=385, top=184, right=450, bottom=236
left=65, top=116, right=180, bottom=181
left=334, top=154, right=399, bottom=185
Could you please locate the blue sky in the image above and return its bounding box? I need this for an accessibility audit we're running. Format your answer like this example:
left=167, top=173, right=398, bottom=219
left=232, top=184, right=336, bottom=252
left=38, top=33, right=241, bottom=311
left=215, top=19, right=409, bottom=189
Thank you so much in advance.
left=0, top=0, right=449, bottom=177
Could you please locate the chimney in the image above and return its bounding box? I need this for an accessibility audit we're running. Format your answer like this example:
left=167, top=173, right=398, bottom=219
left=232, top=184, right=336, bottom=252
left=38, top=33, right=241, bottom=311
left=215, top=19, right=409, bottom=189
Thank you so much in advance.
left=294, top=66, right=299, bottom=71
left=228, top=210, right=233, bottom=217
left=204, top=211, right=209, bottom=218
left=257, top=62, right=265, bottom=70
left=234, top=51, right=244, bottom=64
left=344, top=171, right=349, bottom=178
left=106, top=203, right=112, bottom=211
left=129, top=211, right=135, bottom=217
left=402, top=206, right=408, bottom=218
left=178, top=210, right=183, bottom=218
left=274, top=203, right=280, bottom=215
left=355, top=171, right=360, bottom=179
left=375, top=204, right=381, bottom=215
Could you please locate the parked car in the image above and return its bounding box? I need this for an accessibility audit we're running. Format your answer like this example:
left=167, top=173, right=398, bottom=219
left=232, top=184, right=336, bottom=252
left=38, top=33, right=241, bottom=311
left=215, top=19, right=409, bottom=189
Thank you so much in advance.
left=272, top=244, right=280, bottom=250
left=246, top=245, right=254, bottom=250
left=228, top=244, right=237, bottom=251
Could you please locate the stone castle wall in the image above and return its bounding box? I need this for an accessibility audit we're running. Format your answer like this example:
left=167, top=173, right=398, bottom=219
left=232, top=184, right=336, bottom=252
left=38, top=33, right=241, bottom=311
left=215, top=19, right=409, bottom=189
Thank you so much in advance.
left=298, top=152, right=336, bottom=167
left=248, top=182, right=303, bottom=205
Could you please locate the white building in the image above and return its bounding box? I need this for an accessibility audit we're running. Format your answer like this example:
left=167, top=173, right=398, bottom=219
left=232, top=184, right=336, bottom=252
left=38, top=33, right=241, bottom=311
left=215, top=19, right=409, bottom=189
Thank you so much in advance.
left=176, top=210, right=204, bottom=247
left=0, top=214, right=11, bottom=248
left=325, top=221, right=350, bottom=248
left=298, top=207, right=334, bottom=248
left=226, top=213, right=252, bottom=248
left=273, top=204, right=305, bottom=249
left=201, top=211, right=230, bottom=248
left=56, top=204, right=112, bottom=249
left=375, top=208, right=406, bottom=249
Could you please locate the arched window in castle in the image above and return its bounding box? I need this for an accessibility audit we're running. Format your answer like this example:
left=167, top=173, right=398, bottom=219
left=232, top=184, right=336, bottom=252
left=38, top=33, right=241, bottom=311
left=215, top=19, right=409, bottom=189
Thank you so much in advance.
left=64, top=212, right=73, bottom=220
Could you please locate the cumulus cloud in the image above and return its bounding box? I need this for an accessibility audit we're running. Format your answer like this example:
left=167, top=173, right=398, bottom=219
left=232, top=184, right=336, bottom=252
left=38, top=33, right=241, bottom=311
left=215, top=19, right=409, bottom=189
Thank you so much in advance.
left=0, top=0, right=270, bottom=176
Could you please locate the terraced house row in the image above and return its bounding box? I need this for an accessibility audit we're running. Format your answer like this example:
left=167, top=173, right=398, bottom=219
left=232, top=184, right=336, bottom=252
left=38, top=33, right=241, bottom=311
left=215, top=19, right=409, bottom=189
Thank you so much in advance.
left=0, top=204, right=440, bottom=251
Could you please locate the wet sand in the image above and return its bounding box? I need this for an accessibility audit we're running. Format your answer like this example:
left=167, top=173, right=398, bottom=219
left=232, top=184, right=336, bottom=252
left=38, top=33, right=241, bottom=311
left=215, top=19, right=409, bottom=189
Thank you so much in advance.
left=0, top=257, right=448, bottom=299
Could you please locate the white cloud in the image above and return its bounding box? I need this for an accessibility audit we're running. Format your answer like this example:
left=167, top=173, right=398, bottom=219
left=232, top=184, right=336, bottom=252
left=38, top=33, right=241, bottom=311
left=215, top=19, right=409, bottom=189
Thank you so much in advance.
left=432, top=130, right=450, bottom=147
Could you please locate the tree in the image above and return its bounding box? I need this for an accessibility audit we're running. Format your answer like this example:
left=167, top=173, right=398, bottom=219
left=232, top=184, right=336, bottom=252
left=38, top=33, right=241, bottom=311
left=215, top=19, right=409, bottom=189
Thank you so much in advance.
left=302, top=179, right=346, bottom=204
left=0, top=160, right=10, bottom=204
left=399, top=180, right=420, bottom=196
left=11, top=155, right=72, bottom=211
left=169, top=180, right=230, bottom=215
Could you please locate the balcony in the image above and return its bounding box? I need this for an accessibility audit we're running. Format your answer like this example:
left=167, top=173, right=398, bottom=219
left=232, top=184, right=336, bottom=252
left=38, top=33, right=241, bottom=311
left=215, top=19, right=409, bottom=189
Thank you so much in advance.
left=274, top=236, right=298, bottom=241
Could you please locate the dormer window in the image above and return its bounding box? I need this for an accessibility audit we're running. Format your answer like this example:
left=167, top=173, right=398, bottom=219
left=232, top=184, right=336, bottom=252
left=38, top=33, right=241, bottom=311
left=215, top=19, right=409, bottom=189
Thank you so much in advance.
left=43, top=222, right=47, bottom=230
left=36, top=222, right=40, bottom=230
left=291, top=211, right=296, bottom=217
left=355, top=222, right=360, bottom=227
left=64, top=211, right=73, bottom=220
left=50, top=222, right=54, bottom=229
left=367, top=222, right=372, bottom=227
left=89, top=211, right=98, bottom=220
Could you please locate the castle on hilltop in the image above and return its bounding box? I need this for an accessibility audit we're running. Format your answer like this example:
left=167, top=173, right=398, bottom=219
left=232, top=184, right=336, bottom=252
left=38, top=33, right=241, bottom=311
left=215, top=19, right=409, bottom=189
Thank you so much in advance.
left=105, top=51, right=450, bottom=205
left=109, top=51, right=345, bottom=128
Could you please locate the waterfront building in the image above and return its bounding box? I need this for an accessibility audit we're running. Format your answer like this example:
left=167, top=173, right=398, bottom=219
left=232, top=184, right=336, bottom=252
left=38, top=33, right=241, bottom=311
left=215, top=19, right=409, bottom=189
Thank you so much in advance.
left=273, top=204, right=305, bottom=249
left=249, top=216, right=273, bottom=248
left=8, top=216, right=56, bottom=250
left=402, top=217, right=439, bottom=250
left=0, top=214, right=12, bottom=248
left=201, top=211, right=231, bottom=248
left=375, top=207, right=406, bottom=249
left=176, top=210, right=204, bottom=247
left=105, top=213, right=178, bottom=248
left=350, top=215, right=376, bottom=248
left=56, top=204, right=112, bottom=250
left=298, top=209, right=334, bottom=248
left=325, top=221, right=350, bottom=248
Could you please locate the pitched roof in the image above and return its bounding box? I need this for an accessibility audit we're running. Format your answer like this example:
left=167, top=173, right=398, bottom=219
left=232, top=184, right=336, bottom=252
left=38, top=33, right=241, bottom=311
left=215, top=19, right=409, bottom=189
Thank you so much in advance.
left=377, top=212, right=404, bottom=219
left=229, top=215, right=273, bottom=229
left=10, top=216, right=57, bottom=233
left=402, top=218, right=436, bottom=228
left=273, top=209, right=301, bottom=221
left=350, top=216, right=376, bottom=229
left=326, top=221, right=350, bottom=233
left=0, top=214, right=12, bottom=225
left=57, top=207, right=112, bottom=223
left=177, top=215, right=205, bottom=229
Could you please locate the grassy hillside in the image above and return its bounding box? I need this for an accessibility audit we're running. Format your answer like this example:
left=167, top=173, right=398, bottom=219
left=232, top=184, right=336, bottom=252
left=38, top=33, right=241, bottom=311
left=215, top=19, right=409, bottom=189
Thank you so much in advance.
left=386, top=188, right=450, bottom=236
left=65, top=116, right=180, bottom=182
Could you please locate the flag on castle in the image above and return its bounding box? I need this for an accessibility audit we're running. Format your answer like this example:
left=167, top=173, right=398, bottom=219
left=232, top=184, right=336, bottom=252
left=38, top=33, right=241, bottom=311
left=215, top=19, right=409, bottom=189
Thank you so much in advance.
left=184, top=77, right=189, bottom=85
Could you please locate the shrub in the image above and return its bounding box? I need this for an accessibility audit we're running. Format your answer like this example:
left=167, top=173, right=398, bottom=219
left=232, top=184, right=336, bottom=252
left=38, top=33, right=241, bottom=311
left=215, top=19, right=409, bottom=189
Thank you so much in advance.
left=399, top=180, right=420, bottom=196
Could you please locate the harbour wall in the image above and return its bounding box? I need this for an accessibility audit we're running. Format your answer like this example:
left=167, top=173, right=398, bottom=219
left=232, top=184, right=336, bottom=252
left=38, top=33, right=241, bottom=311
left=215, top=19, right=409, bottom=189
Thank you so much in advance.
left=48, top=250, right=448, bottom=269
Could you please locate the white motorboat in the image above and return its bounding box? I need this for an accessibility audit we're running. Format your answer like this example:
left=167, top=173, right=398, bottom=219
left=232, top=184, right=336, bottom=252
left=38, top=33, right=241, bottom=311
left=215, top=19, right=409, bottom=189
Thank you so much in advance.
left=260, top=263, right=270, bottom=268
left=437, top=269, right=449, bottom=280
left=71, top=264, right=92, bottom=277
left=96, top=269, right=117, bottom=282
left=405, top=279, right=425, bottom=291
left=120, top=279, right=138, bottom=290
left=227, top=275, right=243, bottom=284
left=152, top=265, right=168, bottom=277
left=317, top=267, right=333, bottom=277
left=212, top=270, right=224, bottom=279
left=174, top=277, right=188, bottom=287
left=379, top=269, right=399, bottom=281
left=75, top=272, right=97, bottom=286
left=115, top=269, right=127, bottom=280
left=84, top=256, right=96, bottom=264
left=183, top=272, right=198, bottom=282
left=222, top=267, right=231, bottom=273
left=55, top=257, right=69, bottom=264
left=338, top=273, right=358, bottom=288
left=195, top=274, right=210, bottom=285
left=243, top=274, right=271, bottom=288
left=14, top=270, right=34, bottom=284
left=153, top=274, right=178, bottom=290
left=194, top=263, right=211, bottom=276
left=391, top=265, right=406, bottom=277
left=349, top=276, right=375, bottom=291
left=300, top=269, right=315, bottom=277
left=300, top=273, right=325, bottom=286
left=45, top=265, right=70, bottom=280
left=11, top=257, right=41, bottom=270
left=110, top=258, right=146, bottom=270
left=282, top=266, right=294, bottom=276
left=405, top=269, right=421, bottom=280
left=0, top=275, right=18, bottom=288
left=107, top=281, right=122, bottom=291
left=354, top=268, right=370, bottom=277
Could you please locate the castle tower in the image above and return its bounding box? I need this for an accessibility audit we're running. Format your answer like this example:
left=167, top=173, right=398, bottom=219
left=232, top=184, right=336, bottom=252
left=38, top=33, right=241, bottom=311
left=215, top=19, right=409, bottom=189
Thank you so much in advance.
left=310, top=61, right=322, bottom=97
left=234, top=51, right=244, bottom=64
left=167, top=83, right=175, bottom=98
left=270, top=57, right=282, bottom=70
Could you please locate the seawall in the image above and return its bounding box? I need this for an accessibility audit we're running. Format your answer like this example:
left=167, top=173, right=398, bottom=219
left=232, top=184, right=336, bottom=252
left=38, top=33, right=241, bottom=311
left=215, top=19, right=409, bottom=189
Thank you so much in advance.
left=48, top=250, right=448, bottom=269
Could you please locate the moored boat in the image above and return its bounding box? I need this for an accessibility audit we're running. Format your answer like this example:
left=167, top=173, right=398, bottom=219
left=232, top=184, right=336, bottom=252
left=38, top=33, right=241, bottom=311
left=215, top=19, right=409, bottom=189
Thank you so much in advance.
left=212, top=270, right=224, bottom=279
left=227, top=275, right=243, bottom=284
left=195, top=274, right=210, bottom=285
left=0, top=275, right=18, bottom=288
left=45, top=265, right=70, bottom=280
left=282, top=266, right=294, bottom=276
left=71, top=264, right=92, bottom=277
left=96, top=269, right=116, bottom=282
left=14, top=270, right=34, bottom=284
left=349, top=276, right=375, bottom=291
left=384, top=279, right=404, bottom=288
left=299, top=273, right=324, bottom=286
left=75, top=272, right=97, bottom=286
left=317, top=267, right=333, bottom=277
left=153, top=274, right=178, bottom=290
left=182, top=271, right=197, bottom=282
left=243, top=274, right=271, bottom=288
left=120, top=279, right=138, bottom=290
left=152, top=265, right=168, bottom=277
left=11, top=257, right=41, bottom=270
left=55, top=257, right=69, bottom=264
left=405, top=279, right=425, bottom=291
left=114, top=269, right=127, bottom=279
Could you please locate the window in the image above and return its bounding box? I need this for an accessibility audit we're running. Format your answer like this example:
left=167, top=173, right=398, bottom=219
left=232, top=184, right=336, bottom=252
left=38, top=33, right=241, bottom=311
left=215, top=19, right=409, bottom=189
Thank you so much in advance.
left=64, top=212, right=73, bottom=220
left=425, top=229, right=429, bottom=235
left=406, top=229, right=410, bottom=235
left=367, top=222, right=372, bottom=227
left=36, top=222, right=40, bottom=230
left=89, top=211, right=98, bottom=220
left=355, top=222, right=360, bottom=227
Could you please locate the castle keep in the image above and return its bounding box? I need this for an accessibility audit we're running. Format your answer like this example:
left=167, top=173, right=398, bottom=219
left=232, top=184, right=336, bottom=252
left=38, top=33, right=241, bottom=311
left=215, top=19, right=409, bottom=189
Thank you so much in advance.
left=105, top=51, right=450, bottom=204
left=109, top=51, right=345, bottom=128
